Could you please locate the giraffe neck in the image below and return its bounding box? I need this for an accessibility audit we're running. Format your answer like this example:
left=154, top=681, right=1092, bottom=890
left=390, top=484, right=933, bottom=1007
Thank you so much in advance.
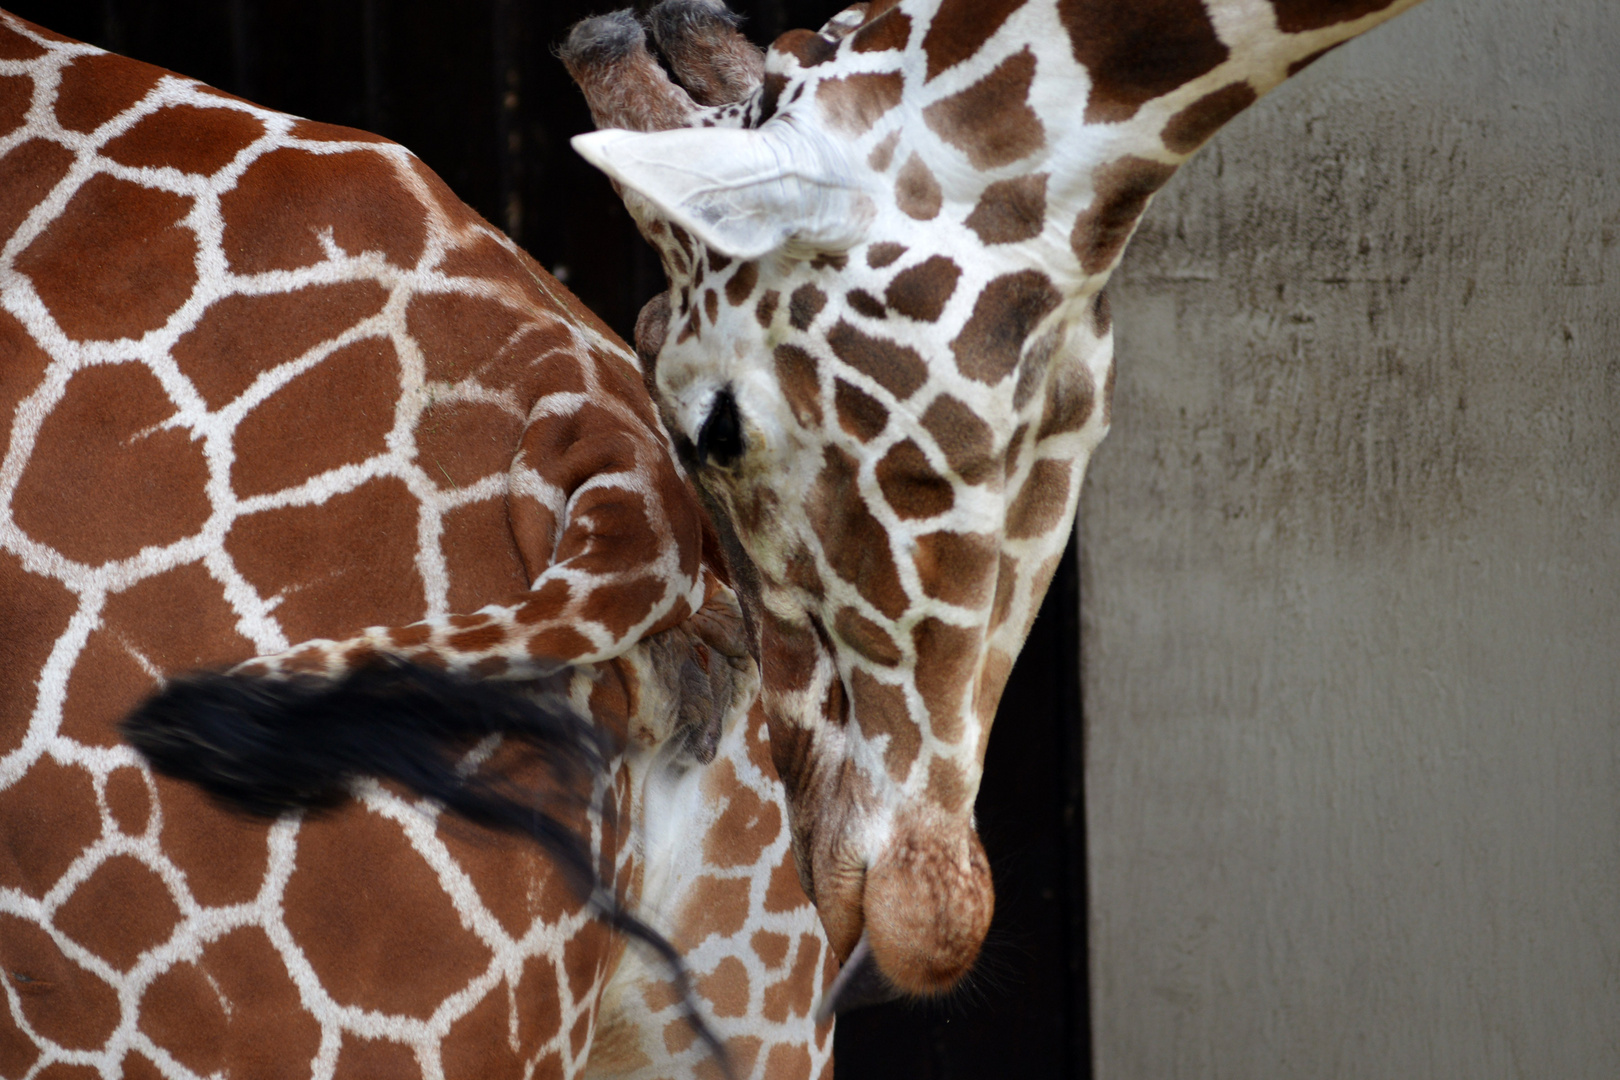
left=566, top=0, right=1431, bottom=1004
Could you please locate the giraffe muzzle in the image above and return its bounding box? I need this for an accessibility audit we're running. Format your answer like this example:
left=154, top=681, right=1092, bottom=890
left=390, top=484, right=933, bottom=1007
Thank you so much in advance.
left=858, top=816, right=995, bottom=997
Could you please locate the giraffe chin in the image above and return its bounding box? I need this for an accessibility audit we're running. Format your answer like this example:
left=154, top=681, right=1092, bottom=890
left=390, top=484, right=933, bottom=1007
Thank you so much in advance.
left=860, top=819, right=995, bottom=997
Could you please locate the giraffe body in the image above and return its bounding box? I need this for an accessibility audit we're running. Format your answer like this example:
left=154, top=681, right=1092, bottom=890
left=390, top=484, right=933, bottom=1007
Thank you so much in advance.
left=563, top=0, right=1429, bottom=1002
left=0, top=13, right=831, bottom=1078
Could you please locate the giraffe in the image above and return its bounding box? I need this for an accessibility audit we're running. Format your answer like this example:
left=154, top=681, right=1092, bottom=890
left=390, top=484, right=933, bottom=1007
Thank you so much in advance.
left=0, top=11, right=833, bottom=1079
left=560, top=0, right=1431, bottom=1008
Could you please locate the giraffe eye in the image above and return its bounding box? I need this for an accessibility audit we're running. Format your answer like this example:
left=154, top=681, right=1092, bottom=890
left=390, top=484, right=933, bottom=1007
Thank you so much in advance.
left=696, top=388, right=744, bottom=467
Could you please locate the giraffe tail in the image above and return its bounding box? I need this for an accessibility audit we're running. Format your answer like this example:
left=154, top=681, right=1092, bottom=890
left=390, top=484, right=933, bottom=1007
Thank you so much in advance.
left=121, top=657, right=737, bottom=1080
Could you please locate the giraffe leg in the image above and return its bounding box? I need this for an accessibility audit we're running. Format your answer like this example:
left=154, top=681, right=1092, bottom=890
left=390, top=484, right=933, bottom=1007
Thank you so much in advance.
left=646, top=0, right=764, bottom=107
left=560, top=11, right=697, bottom=133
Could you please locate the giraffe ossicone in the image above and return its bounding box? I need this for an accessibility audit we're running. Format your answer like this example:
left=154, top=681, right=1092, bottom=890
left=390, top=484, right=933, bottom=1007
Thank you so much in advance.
left=564, top=0, right=1427, bottom=1004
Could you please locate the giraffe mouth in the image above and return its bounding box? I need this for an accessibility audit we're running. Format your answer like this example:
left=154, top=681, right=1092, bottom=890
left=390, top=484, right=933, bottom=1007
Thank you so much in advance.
left=807, top=802, right=996, bottom=1003
left=815, top=932, right=897, bottom=1020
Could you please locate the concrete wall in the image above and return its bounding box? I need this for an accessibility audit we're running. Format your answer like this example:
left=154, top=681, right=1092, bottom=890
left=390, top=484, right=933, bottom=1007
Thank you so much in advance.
left=1080, top=0, right=1620, bottom=1076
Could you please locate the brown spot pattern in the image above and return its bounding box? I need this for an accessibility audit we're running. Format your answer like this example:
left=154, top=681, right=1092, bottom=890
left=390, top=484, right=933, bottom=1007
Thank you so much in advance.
left=725, top=260, right=759, bottom=305
left=104, top=768, right=152, bottom=836
left=442, top=498, right=528, bottom=612
left=895, top=154, right=943, bottom=221
left=951, top=270, right=1062, bottom=384
left=913, top=531, right=998, bottom=608
left=765, top=853, right=811, bottom=914
left=774, top=28, right=838, bottom=68
left=0, top=22, right=46, bottom=60
left=763, top=936, right=822, bottom=1023
left=756, top=288, right=781, bottom=327
left=1091, top=289, right=1112, bottom=336
left=867, top=130, right=900, bottom=172
left=788, top=284, right=826, bottom=330
left=0, top=914, right=120, bottom=1049
left=876, top=439, right=954, bottom=519
left=1057, top=0, right=1229, bottom=123
left=920, top=394, right=997, bottom=486
left=833, top=606, right=903, bottom=667
left=853, top=10, right=911, bottom=53
left=283, top=808, right=492, bottom=1018
left=703, top=759, right=784, bottom=869
left=922, top=0, right=1029, bottom=80
left=965, top=174, right=1049, bottom=245
left=768, top=1043, right=815, bottom=1080
left=173, top=281, right=389, bottom=408
left=826, top=320, right=928, bottom=400
left=103, top=105, right=264, bottom=174
left=0, top=549, right=76, bottom=752
left=923, top=48, right=1045, bottom=169
left=775, top=343, right=824, bottom=428
left=19, top=175, right=197, bottom=341
left=807, top=445, right=908, bottom=619
left=333, top=1036, right=418, bottom=1080
left=55, top=856, right=180, bottom=972
left=866, top=241, right=906, bottom=268
left=222, top=148, right=426, bottom=273
left=833, top=378, right=889, bottom=442
left=911, top=618, right=981, bottom=742
left=1162, top=82, right=1259, bottom=154
left=225, top=476, right=424, bottom=642
left=1036, top=358, right=1097, bottom=439
left=139, top=963, right=230, bottom=1076
left=417, top=400, right=523, bottom=492
left=926, top=758, right=971, bottom=814
left=884, top=255, right=961, bottom=321
left=0, top=758, right=97, bottom=896
left=173, top=928, right=323, bottom=1076
left=407, top=291, right=529, bottom=385
left=851, top=667, right=921, bottom=781
left=816, top=72, right=905, bottom=135
left=976, top=647, right=1018, bottom=728
left=1273, top=0, right=1400, bottom=33
left=847, top=288, right=886, bottom=318
left=55, top=52, right=162, bottom=133
left=0, top=139, right=74, bottom=247
left=231, top=337, right=400, bottom=497
left=0, top=74, right=27, bottom=138
left=676, top=876, right=751, bottom=949
left=13, top=364, right=209, bottom=564
left=1006, top=458, right=1074, bottom=539
left=753, top=929, right=792, bottom=969
left=697, top=957, right=751, bottom=1018
left=1075, top=156, right=1179, bottom=275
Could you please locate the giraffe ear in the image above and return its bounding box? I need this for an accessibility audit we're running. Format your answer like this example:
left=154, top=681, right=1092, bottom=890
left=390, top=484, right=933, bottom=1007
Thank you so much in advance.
left=572, top=125, right=872, bottom=260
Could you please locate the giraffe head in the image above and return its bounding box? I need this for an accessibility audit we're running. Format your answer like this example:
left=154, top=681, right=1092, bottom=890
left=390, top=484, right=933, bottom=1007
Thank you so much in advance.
left=565, top=0, right=1419, bottom=998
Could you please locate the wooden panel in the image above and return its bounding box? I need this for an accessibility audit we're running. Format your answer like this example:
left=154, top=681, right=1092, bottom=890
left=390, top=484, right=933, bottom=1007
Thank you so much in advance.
left=1082, top=0, right=1620, bottom=1075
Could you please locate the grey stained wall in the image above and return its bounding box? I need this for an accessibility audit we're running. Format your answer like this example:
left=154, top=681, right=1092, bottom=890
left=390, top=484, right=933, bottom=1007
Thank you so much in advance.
left=1080, top=0, right=1620, bottom=1076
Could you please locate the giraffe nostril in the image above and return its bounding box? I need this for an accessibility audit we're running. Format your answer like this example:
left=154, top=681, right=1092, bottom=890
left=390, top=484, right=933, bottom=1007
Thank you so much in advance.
left=696, top=387, right=745, bottom=466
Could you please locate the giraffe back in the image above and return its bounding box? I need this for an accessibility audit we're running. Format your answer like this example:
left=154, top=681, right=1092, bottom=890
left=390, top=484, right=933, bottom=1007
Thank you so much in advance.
left=0, top=11, right=830, bottom=1078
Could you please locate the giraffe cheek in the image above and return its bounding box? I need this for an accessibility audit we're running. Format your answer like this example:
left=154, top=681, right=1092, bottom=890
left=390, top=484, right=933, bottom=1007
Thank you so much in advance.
left=861, top=820, right=994, bottom=996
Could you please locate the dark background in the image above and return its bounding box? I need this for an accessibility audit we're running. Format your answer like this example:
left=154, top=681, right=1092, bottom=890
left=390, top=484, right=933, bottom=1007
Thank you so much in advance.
left=11, top=2, right=1090, bottom=1075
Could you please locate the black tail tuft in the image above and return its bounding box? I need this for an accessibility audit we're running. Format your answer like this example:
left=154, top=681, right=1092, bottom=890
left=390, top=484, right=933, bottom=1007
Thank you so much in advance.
left=121, top=657, right=736, bottom=1079
left=124, top=658, right=597, bottom=812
